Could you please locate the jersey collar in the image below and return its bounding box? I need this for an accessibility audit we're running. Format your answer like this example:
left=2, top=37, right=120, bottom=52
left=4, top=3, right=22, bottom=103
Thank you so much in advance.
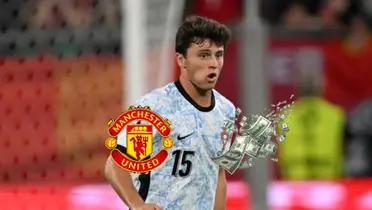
left=174, top=80, right=215, bottom=112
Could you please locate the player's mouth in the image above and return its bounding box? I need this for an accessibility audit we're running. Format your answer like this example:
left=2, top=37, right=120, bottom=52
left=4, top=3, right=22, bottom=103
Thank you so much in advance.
left=207, top=73, right=217, bottom=82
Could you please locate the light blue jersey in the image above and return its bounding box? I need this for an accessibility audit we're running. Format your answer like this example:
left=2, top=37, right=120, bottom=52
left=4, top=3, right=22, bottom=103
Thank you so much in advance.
left=117, top=81, right=235, bottom=210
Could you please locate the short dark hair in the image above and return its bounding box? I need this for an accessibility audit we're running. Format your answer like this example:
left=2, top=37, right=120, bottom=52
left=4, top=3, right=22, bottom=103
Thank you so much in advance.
left=175, top=16, right=231, bottom=55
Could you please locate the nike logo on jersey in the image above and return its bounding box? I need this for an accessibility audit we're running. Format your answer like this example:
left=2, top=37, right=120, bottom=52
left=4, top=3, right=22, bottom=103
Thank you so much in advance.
left=177, top=132, right=194, bottom=140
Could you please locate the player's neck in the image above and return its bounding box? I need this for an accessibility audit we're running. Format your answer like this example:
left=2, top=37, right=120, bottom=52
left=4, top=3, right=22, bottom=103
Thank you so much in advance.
left=178, top=77, right=212, bottom=108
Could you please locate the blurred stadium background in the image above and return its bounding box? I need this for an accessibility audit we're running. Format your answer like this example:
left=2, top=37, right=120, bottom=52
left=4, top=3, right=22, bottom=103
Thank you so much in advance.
left=1, top=0, right=372, bottom=209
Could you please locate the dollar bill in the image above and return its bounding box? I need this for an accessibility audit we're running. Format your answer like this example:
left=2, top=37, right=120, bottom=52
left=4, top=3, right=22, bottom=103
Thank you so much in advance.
left=213, top=135, right=247, bottom=174
left=240, top=116, right=272, bottom=142
left=230, top=135, right=247, bottom=156
left=257, top=142, right=277, bottom=158
left=213, top=153, right=244, bottom=174
left=244, top=138, right=261, bottom=157
left=239, top=155, right=253, bottom=169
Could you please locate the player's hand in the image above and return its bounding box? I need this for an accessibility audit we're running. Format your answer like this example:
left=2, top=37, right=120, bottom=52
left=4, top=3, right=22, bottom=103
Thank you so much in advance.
left=131, top=203, right=161, bottom=210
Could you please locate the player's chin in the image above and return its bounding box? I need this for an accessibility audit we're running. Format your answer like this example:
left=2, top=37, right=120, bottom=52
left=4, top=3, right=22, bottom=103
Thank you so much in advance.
left=200, top=80, right=217, bottom=90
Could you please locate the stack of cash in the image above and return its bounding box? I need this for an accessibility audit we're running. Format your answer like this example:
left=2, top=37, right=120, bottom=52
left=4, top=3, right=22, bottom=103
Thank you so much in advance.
left=213, top=96, right=294, bottom=174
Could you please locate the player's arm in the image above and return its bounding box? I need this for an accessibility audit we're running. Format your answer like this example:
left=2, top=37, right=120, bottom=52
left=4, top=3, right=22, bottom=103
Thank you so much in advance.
left=104, top=157, right=160, bottom=210
left=214, top=167, right=227, bottom=210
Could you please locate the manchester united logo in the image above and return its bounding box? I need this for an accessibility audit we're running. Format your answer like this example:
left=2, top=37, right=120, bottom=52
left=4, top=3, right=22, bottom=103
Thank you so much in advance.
left=126, top=125, right=153, bottom=161
left=105, top=106, right=173, bottom=173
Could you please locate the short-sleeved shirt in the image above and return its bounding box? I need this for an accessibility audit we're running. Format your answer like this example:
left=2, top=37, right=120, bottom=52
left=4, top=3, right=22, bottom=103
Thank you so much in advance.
left=117, top=80, right=235, bottom=210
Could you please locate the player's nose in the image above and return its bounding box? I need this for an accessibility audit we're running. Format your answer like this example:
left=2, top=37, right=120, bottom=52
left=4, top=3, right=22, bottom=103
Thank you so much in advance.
left=208, top=57, right=218, bottom=69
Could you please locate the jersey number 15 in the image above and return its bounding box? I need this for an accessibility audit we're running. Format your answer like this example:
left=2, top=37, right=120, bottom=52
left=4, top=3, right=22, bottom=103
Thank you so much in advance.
left=171, top=150, right=195, bottom=177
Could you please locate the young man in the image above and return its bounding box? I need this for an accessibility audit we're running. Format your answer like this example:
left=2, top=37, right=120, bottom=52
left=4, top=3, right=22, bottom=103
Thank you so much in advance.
left=105, top=16, right=235, bottom=210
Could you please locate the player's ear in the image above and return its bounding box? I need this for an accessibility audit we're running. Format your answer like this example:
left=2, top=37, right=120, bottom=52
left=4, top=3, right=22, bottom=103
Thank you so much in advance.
left=176, top=53, right=186, bottom=69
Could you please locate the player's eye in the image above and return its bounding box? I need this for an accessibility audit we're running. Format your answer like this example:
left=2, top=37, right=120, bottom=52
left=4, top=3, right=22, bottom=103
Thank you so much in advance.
left=199, top=53, right=211, bottom=59
left=215, top=52, right=224, bottom=58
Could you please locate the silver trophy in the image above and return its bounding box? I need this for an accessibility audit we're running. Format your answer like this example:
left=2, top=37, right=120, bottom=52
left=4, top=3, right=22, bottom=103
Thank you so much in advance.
left=213, top=96, right=294, bottom=174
